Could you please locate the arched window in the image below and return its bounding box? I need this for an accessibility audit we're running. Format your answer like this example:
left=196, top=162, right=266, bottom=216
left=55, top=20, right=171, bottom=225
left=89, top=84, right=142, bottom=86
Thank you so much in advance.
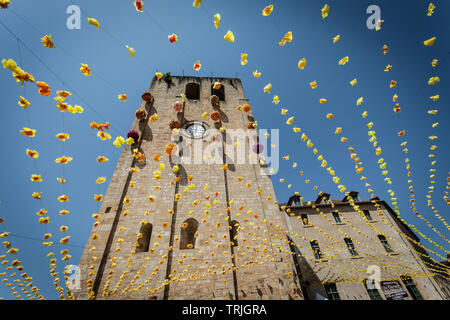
left=211, top=84, right=225, bottom=101
left=185, top=83, right=200, bottom=100
left=136, top=223, right=153, bottom=253
left=229, top=220, right=239, bottom=247
left=180, top=218, right=199, bottom=249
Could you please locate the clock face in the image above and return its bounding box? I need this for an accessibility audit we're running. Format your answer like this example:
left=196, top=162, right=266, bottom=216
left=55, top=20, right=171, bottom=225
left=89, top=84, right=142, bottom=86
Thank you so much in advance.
left=186, top=124, right=205, bottom=138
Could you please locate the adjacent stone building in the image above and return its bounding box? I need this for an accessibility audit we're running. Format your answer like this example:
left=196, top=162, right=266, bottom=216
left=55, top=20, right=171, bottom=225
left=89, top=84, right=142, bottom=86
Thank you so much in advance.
left=280, top=192, right=449, bottom=300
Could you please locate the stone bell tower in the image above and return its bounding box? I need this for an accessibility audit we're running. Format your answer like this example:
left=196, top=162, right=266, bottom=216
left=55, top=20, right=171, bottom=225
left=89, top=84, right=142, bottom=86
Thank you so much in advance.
left=76, top=75, right=304, bottom=300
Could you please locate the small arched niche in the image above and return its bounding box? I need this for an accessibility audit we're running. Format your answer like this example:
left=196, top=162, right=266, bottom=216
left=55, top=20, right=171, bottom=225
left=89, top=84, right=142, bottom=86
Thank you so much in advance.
left=180, top=218, right=199, bottom=249
left=229, top=220, right=239, bottom=247
left=136, top=223, right=153, bottom=253
left=211, top=84, right=225, bottom=101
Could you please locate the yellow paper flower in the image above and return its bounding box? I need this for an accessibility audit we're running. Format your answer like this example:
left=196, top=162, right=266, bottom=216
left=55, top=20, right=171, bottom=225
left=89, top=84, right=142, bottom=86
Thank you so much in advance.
left=339, top=56, right=349, bottom=65
left=56, top=133, right=70, bottom=141
left=262, top=5, right=274, bottom=16
left=26, top=149, right=39, bottom=159
left=30, top=174, right=42, bottom=182
left=87, top=18, right=100, bottom=29
left=356, top=97, right=364, bottom=106
left=264, top=83, right=272, bottom=93
left=57, top=194, right=69, bottom=202
left=350, top=79, right=357, bottom=86
left=57, top=90, right=71, bottom=99
left=55, top=156, right=73, bottom=164
left=96, top=177, right=106, bottom=184
left=273, top=95, right=280, bottom=104
left=429, top=94, right=439, bottom=101
left=333, top=35, right=340, bottom=43
left=375, top=19, right=384, bottom=31
left=149, top=113, right=158, bottom=122
left=0, top=1, right=11, bottom=9
left=97, top=131, right=112, bottom=140
left=41, top=35, right=55, bottom=49
left=298, top=58, right=306, bottom=70
left=96, top=156, right=109, bottom=163
left=320, top=98, right=327, bottom=104
left=155, top=72, right=163, bottom=80
left=39, top=217, right=50, bottom=225
left=72, top=104, right=85, bottom=114
left=214, top=13, right=221, bottom=29
left=253, top=70, right=261, bottom=78
left=60, top=236, right=71, bottom=245
left=310, top=81, right=317, bottom=89
left=321, top=4, right=330, bottom=19
left=431, top=59, right=438, bottom=67
left=32, top=192, right=42, bottom=200
left=20, top=127, right=36, bottom=137
left=18, top=96, right=31, bottom=108
left=125, top=45, right=135, bottom=58
left=80, top=63, right=92, bottom=76
left=192, top=0, right=202, bottom=8
left=279, top=31, right=293, bottom=46
left=241, top=53, right=248, bottom=65
left=427, top=3, right=436, bottom=16
left=424, top=37, right=436, bottom=46
left=224, top=30, right=235, bottom=42
left=286, top=117, right=294, bottom=125
left=428, top=77, right=440, bottom=85
left=113, top=136, right=125, bottom=148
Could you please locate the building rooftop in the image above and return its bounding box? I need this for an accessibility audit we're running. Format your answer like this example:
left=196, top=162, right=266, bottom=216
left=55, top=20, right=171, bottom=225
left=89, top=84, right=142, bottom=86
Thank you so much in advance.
left=279, top=192, right=421, bottom=243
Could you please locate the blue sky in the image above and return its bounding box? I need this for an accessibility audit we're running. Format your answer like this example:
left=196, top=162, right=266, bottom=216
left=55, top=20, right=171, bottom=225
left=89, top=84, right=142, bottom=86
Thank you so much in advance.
left=0, top=0, right=448, bottom=299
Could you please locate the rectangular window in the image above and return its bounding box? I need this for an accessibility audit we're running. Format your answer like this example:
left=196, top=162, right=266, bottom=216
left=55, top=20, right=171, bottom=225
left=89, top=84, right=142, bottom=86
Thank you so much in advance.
left=332, top=212, right=342, bottom=223
left=301, top=214, right=309, bottom=226
left=401, top=276, right=424, bottom=300
left=364, top=281, right=383, bottom=300
left=363, top=210, right=373, bottom=221
left=324, top=283, right=340, bottom=300
left=378, top=235, right=393, bottom=253
left=351, top=195, right=359, bottom=203
left=105, top=207, right=112, bottom=213
left=293, top=199, right=301, bottom=207
left=322, top=197, right=330, bottom=204
left=344, top=238, right=358, bottom=256
left=310, top=240, right=322, bottom=259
